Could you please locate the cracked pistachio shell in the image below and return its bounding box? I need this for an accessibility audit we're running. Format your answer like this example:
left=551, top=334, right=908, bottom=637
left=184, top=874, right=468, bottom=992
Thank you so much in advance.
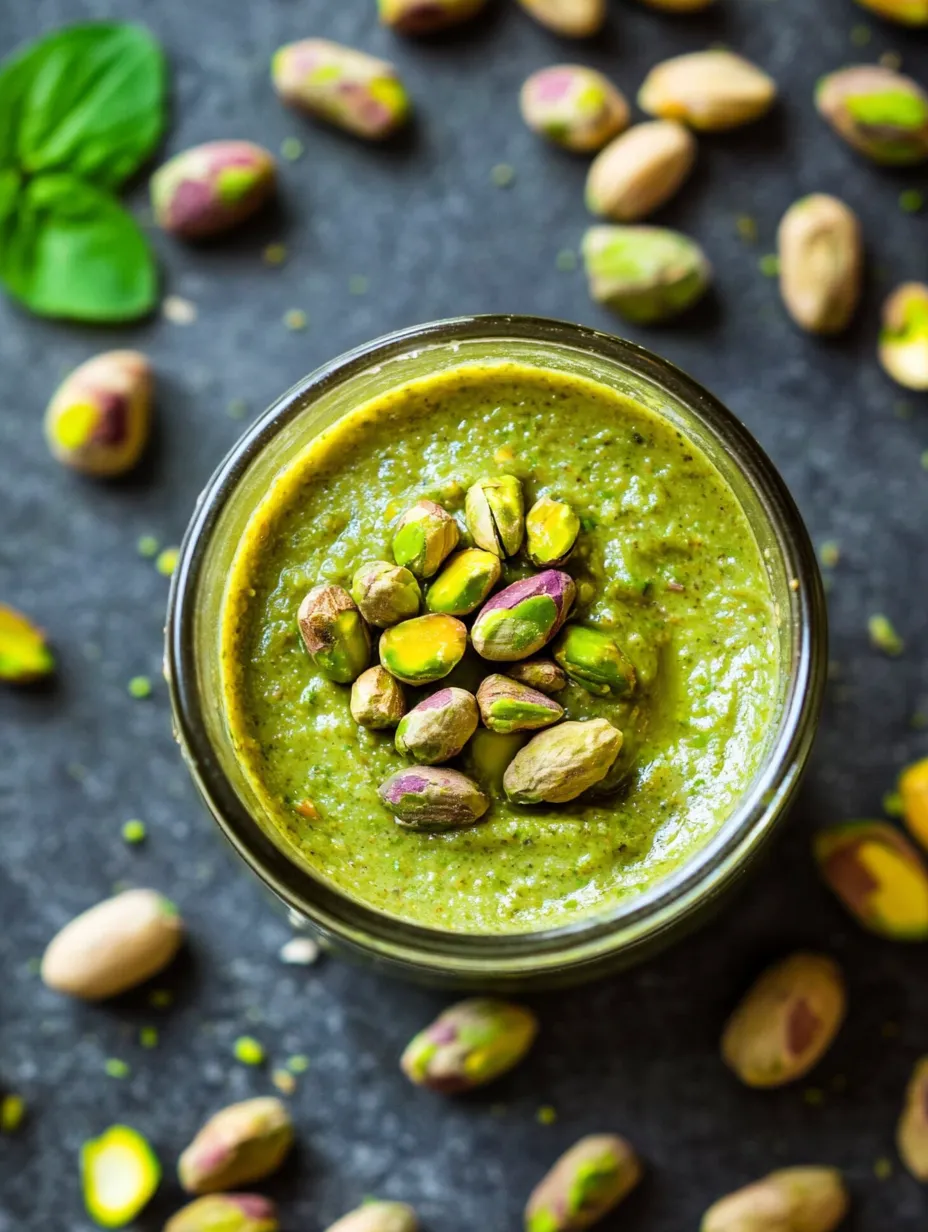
left=378, top=766, right=489, bottom=831
left=585, top=121, right=696, bottom=222
left=0, top=604, right=54, bottom=684
left=395, top=687, right=479, bottom=763
left=879, top=283, right=928, bottom=390
left=816, top=66, right=928, bottom=164
left=639, top=51, right=776, bottom=131
left=402, top=998, right=538, bottom=1093
left=701, top=1168, right=848, bottom=1232
left=298, top=585, right=371, bottom=684
left=165, top=1194, right=279, bottom=1232
left=504, top=718, right=622, bottom=804
left=815, top=821, right=928, bottom=939
left=520, top=66, right=630, bottom=153
left=351, top=561, right=421, bottom=627
left=472, top=570, right=576, bottom=662
left=856, top=0, right=928, bottom=22
left=465, top=475, right=525, bottom=558
left=465, top=729, right=529, bottom=795
left=525, top=496, right=581, bottom=567
left=272, top=40, right=410, bottom=140
left=897, top=1056, right=928, bottom=1180
left=44, top=350, right=152, bottom=477
left=392, top=500, right=460, bottom=578
left=900, top=757, right=928, bottom=850
left=525, top=1135, right=642, bottom=1232
left=379, top=614, right=467, bottom=685
left=505, top=659, right=567, bottom=694
left=721, top=954, right=846, bottom=1088
left=516, top=0, right=607, bottom=36
left=379, top=0, right=488, bottom=32
left=152, top=141, right=276, bottom=238
left=325, top=1201, right=418, bottom=1232
left=350, top=666, right=406, bottom=729
left=582, top=225, right=711, bottom=324
left=477, top=673, right=564, bottom=734
left=426, top=549, right=501, bottom=616
left=178, top=1098, right=294, bottom=1194
left=777, top=195, right=862, bottom=335
left=553, top=625, right=636, bottom=697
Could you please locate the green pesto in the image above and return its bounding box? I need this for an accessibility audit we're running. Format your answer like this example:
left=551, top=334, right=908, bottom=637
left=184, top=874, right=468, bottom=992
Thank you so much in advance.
left=221, top=362, right=780, bottom=934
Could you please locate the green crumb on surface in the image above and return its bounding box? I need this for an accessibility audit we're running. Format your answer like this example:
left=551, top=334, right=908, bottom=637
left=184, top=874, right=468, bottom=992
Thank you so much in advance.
left=868, top=614, right=904, bottom=656
left=104, top=1058, right=130, bottom=1079
left=819, top=540, right=840, bottom=568
left=735, top=214, right=758, bottom=243
left=128, top=676, right=152, bottom=699
left=883, top=790, right=904, bottom=817
left=283, top=309, right=308, bottom=332
left=874, top=1157, right=893, bottom=1180
left=156, top=547, right=179, bottom=578
left=233, top=1036, right=265, bottom=1066
left=148, top=989, right=174, bottom=1009
left=349, top=275, right=369, bottom=296
left=1, top=1094, right=25, bottom=1133
left=556, top=248, right=578, bottom=272
left=536, top=1105, right=558, bottom=1125
left=263, top=243, right=287, bottom=266
left=758, top=253, right=780, bottom=277
left=139, top=1027, right=159, bottom=1049
left=227, top=398, right=248, bottom=420
left=281, top=136, right=304, bottom=161
left=272, top=1068, right=297, bottom=1095
left=121, top=819, right=147, bottom=845
left=803, top=1087, right=824, bottom=1107
left=137, top=535, right=159, bottom=558
left=921, top=450, right=928, bottom=470
left=900, top=189, right=924, bottom=214
left=491, top=163, right=516, bottom=188
left=850, top=23, right=872, bottom=45
left=912, top=711, right=928, bottom=730
left=286, top=1054, right=309, bottom=1073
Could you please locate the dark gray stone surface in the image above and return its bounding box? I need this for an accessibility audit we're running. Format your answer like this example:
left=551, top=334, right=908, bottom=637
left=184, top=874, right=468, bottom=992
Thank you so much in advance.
left=2, top=0, right=928, bottom=1228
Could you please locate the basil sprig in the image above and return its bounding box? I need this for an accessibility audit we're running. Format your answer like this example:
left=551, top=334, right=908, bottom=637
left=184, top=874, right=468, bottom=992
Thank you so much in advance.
left=0, top=23, right=166, bottom=322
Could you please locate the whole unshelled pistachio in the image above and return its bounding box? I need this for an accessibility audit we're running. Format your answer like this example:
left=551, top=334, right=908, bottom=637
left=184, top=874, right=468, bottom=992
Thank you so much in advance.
left=426, top=548, right=501, bottom=616
left=350, top=666, right=406, bottom=729
left=505, top=659, right=567, bottom=694
left=878, top=283, right=928, bottom=390
left=272, top=40, right=410, bottom=140
left=504, top=718, right=623, bottom=804
left=520, top=66, right=629, bottom=153
left=298, top=584, right=371, bottom=683
left=516, top=0, right=607, bottom=36
left=553, top=625, right=636, bottom=697
left=638, top=51, right=776, bottom=131
left=897, top=1056, right=928, bottom=1180
left=44, top=350, right=152, bottom=477
left=582, top=225, right=711, bottom=324
left=816, top=66, right=928, bottom=164
left=525, top=496, right=581, bottom=567
left=472, top=570, right=576, bottom=661
left=379, top=613, right=467, bottom=684
left=325, top=1201, right=418, bottom=1232
left=525, top=1134, right=642, bottom=1232
left=151, top=141, right=276, bottom=238
left=379, top=0, right=489, bottom=33
left=178, top=1098, right=294, bottom=1194
left=465, top=475, right=525, bottom=558
left=900, top=757, right=928, bottom=850
left=477, top=673, right=564, bottom=734
left=701, top=1167, right=848, bottom=1232
left=402, top=998, right=538, bottom=1092
left=392, top=500, right=460, bottom=578
left=0, top=604, right=54, bottom=684
left=378, top=766, right=489, bottom=831
left=165, top=1193, right=279, bottom=1232
left=351, top=561, right=421, bottom=627
left=855, top=0, right=928, bottom=22
left=777, top=195, right=862, bottom=334
left=395, top=686, right=479, bottom=763
left=814, top=820, right=928, bottom=938
left=585, top=121, right=696, bottom=222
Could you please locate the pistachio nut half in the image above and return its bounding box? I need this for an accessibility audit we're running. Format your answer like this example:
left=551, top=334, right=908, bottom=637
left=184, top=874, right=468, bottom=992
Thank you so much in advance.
left=465, top=475, right=525, bottom=558
left=525, top=496, right=581, bottom=567
left=426, top=548, right=501, bottom=616
left=582, top=225, right=711, bottom=324
left=878, top=283, right=928, bottom=390
left=379, top=614, right=467, bottom=685
left=814, top=821, right=928, bottom=939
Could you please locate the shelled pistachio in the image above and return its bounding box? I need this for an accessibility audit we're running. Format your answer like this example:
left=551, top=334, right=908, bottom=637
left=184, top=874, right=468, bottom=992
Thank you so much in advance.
left=520, top=66, right=629, bottom=153
left=325, top=1202, right=418, bottom=1232
left=878, top=283, right=928, bottom=390
left=379, top=0, right=489, bottom=33
left=166, top=1194, right=279, bottom=1232
left=582, top=225, right=711, bottom=324
left=272, top=40, right=410, bottom=139
left=816, top=66, right=928, bottom=164
left=0, top=605, right=54, bottom=684
left=553, top=625, right=636, bottom=697
left=477, top=674, right=564, bottom=734
left=814, top=821, right=928, bottom=938
left=426, top=549, right=501, bottom=616
left=152, top=141, right=276, bottom=238
left=379, top=614, right=467, bottom=684
left=44, top=350, right=152, bottom=477
left=855, top=0, right=928, bottom=21
left=378, top=766, right=489, bottom=831
left=525, top=496, right=581, bottom=566
left=525, top=1135, right=642, bottom=1232
left=402, top=998, right=538, bottom=1092
left=900, top=757, right=928, bottom=849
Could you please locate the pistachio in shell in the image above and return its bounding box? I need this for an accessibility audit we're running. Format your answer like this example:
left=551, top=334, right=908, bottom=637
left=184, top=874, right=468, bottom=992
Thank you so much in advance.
left=325, top=1201, right=418, bottom=1232
left=525, top=1134, right=642, bottom=1232
left=878, top=283, right=928, bottom=391
left=815, top=65, right=928, bottom=165
left=701, top=1167, right=848, bottom=1232
left=504, top=718, right=623, bottom=804
left=178, top=1098, right=294, bottom=1194
left=271, top=40, right=410, bottom=140
left=515, top=0, right=607, bottom=37
left=392, top=500, right=460, bottom=579
left=298, top=584, right=371, bottom=684
left=814, top=821, right=928, bottom=939
left=519, top=65, right=630, bottom=153
left=477, top=674, right=564, bottom=735
left=151, top=141, right=276, bottom=238
left=777, top=195, right=862, bottom=335
left=165, top=1194, right=279, bottom=1232
left=465, top=475, right=525, bottom=558
left=379, top=0, right=489, bottom=34
left=525, top=496, right=581, bottom=567
left=395, top=687, right=479, bottom=763
left=379, top=614, right=467, bottom=685
left=897, top=1056, right=928, bottom=1180
left=401, top=998, right=538, bottom=1093
left=638, top=50, right=776, bottom=132
left=855, top=0, right=928, bottom=22
left=472, top=570, right=576, bottom=662
left=0, top=604, right=54, bottom=684
left=900, top=757, right=928, bottom=850
left=378, top=766, right=489, bottom=831
left=553, top=625, right=636, bottom=697
left=426, top=548, right=501, bottom=616
left=585, top=121, right=696, bottom=223
left=582, top=225, right=711, bottom=324
left=351, top=561, right=421, bottom=627
left=44, top=350, right=152, bottom=478
left=350, top=666, right=406, bottom=729
left=505, top=659, right=567, bottom=695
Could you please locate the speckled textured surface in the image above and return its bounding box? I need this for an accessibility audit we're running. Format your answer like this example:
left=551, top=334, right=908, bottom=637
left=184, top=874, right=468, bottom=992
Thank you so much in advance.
left=1, top=1, right=928, bottom=1229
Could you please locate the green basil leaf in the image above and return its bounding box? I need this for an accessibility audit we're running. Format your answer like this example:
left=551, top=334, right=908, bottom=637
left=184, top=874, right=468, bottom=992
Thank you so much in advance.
left=0, top=173, right=157, bottom=321
left=0, top=23, right=166, bottom=189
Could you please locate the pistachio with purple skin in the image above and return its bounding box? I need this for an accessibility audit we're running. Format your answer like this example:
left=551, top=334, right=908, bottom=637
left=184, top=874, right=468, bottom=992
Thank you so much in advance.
left=426, top=549, right=501, bottom=616
left=395, top=687, right=479, bottom=764
left=471, top=570, right=576, bottom=662
left=816, top=65, right=928, bottom=165
left=379, top=614, right=467, bottom=685
left=178, top=1098, right=294, bottom=1194
left=505, top=660, right=567, bottom=694
left=151, top=141, right=276, bottom=238
left=465, top=475, right=525, bottom=558
left=525, top=1135, right=642, bottom=1232
left=351, top=561, right=421, bottom=627
left=553, top=626, right=636, bottom=697
left=504, top=718, right=622, bottom=804
left=44, top=350, right=152, bottom=477
left=477, top=674, right=564, bottom=734
left=350, top=666, right=406, bottom=729
left=165, top=1194, right=279, bottom=1232
left=392, top=500, right=460, bottom=579
left=401, top=998, right=538, bottom=1093
left=379, top=0, right=489, bottom=33
left=525, top=496, right=581, bottom=567
left=325, top=1201, right=419, bottom=1232
left=520, top=66, right=630, bottom=153
left=272, top=40, right=410, bottom=140
left=378, top=766, right=489, bottom=831
left=298, top=585, right=371, bottom=684
left=814, top=820, right=928, bottom=938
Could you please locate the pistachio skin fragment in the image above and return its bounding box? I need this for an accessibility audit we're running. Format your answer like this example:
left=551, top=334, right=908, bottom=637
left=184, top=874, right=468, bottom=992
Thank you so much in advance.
left=178, top=1098, right=294, bottom=1195
left=350, top=666, right=406, bottom=729
left=878, top=283, right=928, bottom=391
left=298, top=585, right=371, bottom=684
left=325, top=1201, right=418, bottom=1232
left=777, top=195, right=862, bottom=335
left=165, top=1194, right=279, bottom=1232
left=585, top=121, right=696, bottom=223
left=44, top=350, right=152, bottom=477
left=900, top=757, right=928, bottom=850
left=0, top=604, right=54, bottom=684
left=815, top=66, right=928, bottom=165
left=701, top=1167, right=849, bottom=1232
left=477, top=674, right=564, bottom=734
left=401, top=999, right=538, bottom=1093
left=525, top=497, right=581, bottom=567
left=520, top=66, right=630, bottom=153
left=395, top=687, right=479, bottom=764
left=82, top=1125, right=161, bottom=1229
left=814, top=821, right=928, bottom=939
left=392, top=500, right=460, bottom=579
left=582, top=225, right=711, bottom=324
left=465, top=475, right=525, bottom=558
left=426, top=548, right=501, bottom=616
left=271, top=40, right=410, bottom=140
left=525, top=1134, right=642, bottom=1232
left=516, top=0, right=607, bottom=37
left=856, top=0, right=928, bottom=22
left=504, top=718, right=623, bottom=804
left=379, top=0, right=488, bottom=34
left=351, top=561, right=421, bottom=627
left=897, top=1056, right=928, bottom=1180
left=553, top=625, right=636, bottom=697
left=638, top=51, right=776, bottom=132
left=505, top=659, right=567, bottom=695
left=472, top=570, right=576, bottom=662
left=42, top=889, right=183, bottom=1001
left=378, top=766, right=489, bottom=831
left=379, top=614, right=468, bottom=685
left=721, top=954, right=846, bottom=1088
left=151, top=141, right=276, bottom=238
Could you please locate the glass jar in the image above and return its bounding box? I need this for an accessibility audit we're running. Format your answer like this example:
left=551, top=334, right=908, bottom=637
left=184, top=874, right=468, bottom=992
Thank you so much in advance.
left=165, top=315, right=827, bottom=988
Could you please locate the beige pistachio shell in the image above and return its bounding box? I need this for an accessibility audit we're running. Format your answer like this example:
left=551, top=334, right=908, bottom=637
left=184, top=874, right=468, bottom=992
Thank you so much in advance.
left=465, top=475, right=525, bottom=558
left=504, top=718, right=622, bottom=804
left=525, top=1135, right=642, bottom=1232
left=351, top=561, right=421, bottom=627
left=897, top=1055, right=928, bottom=1180
left=395, top=686, right=479, bottom=764
left=44, top=350, right=152, bottom=477
left=516, top=0, right=607, bottom=36
left=585, top=121, right=696, bottom=222
left=879, top=283, right=928, bottom=390
left=178, top=1098, right=294, bottom=1194
left=165, top=1194, right=279, bottom=1232
left=701, top=1167, right=848, bottom=1232
left=325, top=1202, right=419, bottom=1232
left=392, top=500, right=460, bottom=578
left=350, top=666, right=406, bottom=729
left=777, top=195, right=862, bottom=334
left=520, top=65, right=630, bottom=153
left=639, top=50, right=776, bottom=131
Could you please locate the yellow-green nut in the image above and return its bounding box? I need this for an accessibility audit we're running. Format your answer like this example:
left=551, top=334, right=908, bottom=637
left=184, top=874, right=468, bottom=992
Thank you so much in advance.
left=525, top=496, right=581, bottom=567
left=464, top=729, right=529, bottom=795
left=897, top=1056, right=928, bottom=1180
left=379, top=613, right=467, bottom=685
left=0, top=604, right=54, bottom=684
left=426, top=548, right=501, bottom=616
left=515, top=0, right=607, bottom=37
left=585, top=121, right=696, bottom=223
left=395, top=686, right=479, bottom=763
left=519, top=65, right=630, bottom=153
left=401, top=998, right=538, bottom=1093
left=379, top=0, right=489, bottom=33
left=351, top=561, right=421, bottom=627
left=298, top=584, right=371, bottom=684
left=378, top=766, right=489, bottom=831
left=525, top=1134, right=642, bottom=1232
left=392, top=500, right=460, bottom=578
left=472, top=570, right=576, bottom=662
left=505, top=659, right=567, bottom=695
left=350, top=666, right=406, bottom=729
left=504, top=718, right=623, bottom=804
left=553, top=625, right=636, bottom=697
left=816, top=66, right=928, bottom=165
left=721, top=953, right=846, bottom=1088
left=638, top=51, right=776, bottom=131
left=465, top=475, right=525, bottom=558
left=151, top=141, right=276, bottom=238
left=814, top=821, right=928, bottom=939
left=44, top=350, right=152, bottom=478
left=477, top=674, right=564, bottom=735
left=272, top=40, right=410, bottom=140
left=701, top=1168, right=848, bottom=1232
left=165, top=1194, right=279, bottom=1232
left=178, top=1098, right=294, bottom=1194
left=900, top=757, right=928, bottom=850
left=325, top=1201, right=419, bottom=1232
left=582, top=225, right=711, bottom=324
left=879, top=283, right=928, bottom=391
left=777, top=194, right=862, bottom=335
left=856, top=0, right=928, bottom=23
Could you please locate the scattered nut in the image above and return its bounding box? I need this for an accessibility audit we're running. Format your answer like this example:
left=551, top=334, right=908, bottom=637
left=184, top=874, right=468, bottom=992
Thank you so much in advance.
left=638, top=50, right=776, bottom=131
left=426, top=549, right=501, bottom=616
left=272, top=40, right=410, bottom=139
left=515, top=0, right=607, bottom=37
left=325, top=1202, right=418, bottom=1232
left=897, top=1056, right=928, bottom=1180
left=879, top=283, right=928, bottom=390
left=582, top=225, right=711, bottom=323
left=525, top=1134, right=642, bottom=1231
left=151, top=141, right=276, bottom=238
left=520, top=65, right=629, bottom=153
left=44, top=350, right=152, bottom=477
left=900, top=757, right=928, bottom=849
left=0, top=604, right=54, bottom=684
left=178, top=1098, right=294, bottom=1194
left=816, top=65, right=928, bottom=164
left=814, top=821, right=928, bottom=938
left=166, top=1194, right=279, bottom=1232
left=777, top=195, right=863, bottom=334
left=701, top=1167, right=848, bottom=1232
left=379, top=0, right=489, bottom=33
left=585, top=121, right=696, bottom=222
left=402, top=999, right=538, bottom=1092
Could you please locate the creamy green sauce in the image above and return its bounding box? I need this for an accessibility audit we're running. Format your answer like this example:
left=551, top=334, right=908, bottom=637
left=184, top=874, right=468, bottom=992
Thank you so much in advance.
left=221, top=362, right=780, bottom=934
